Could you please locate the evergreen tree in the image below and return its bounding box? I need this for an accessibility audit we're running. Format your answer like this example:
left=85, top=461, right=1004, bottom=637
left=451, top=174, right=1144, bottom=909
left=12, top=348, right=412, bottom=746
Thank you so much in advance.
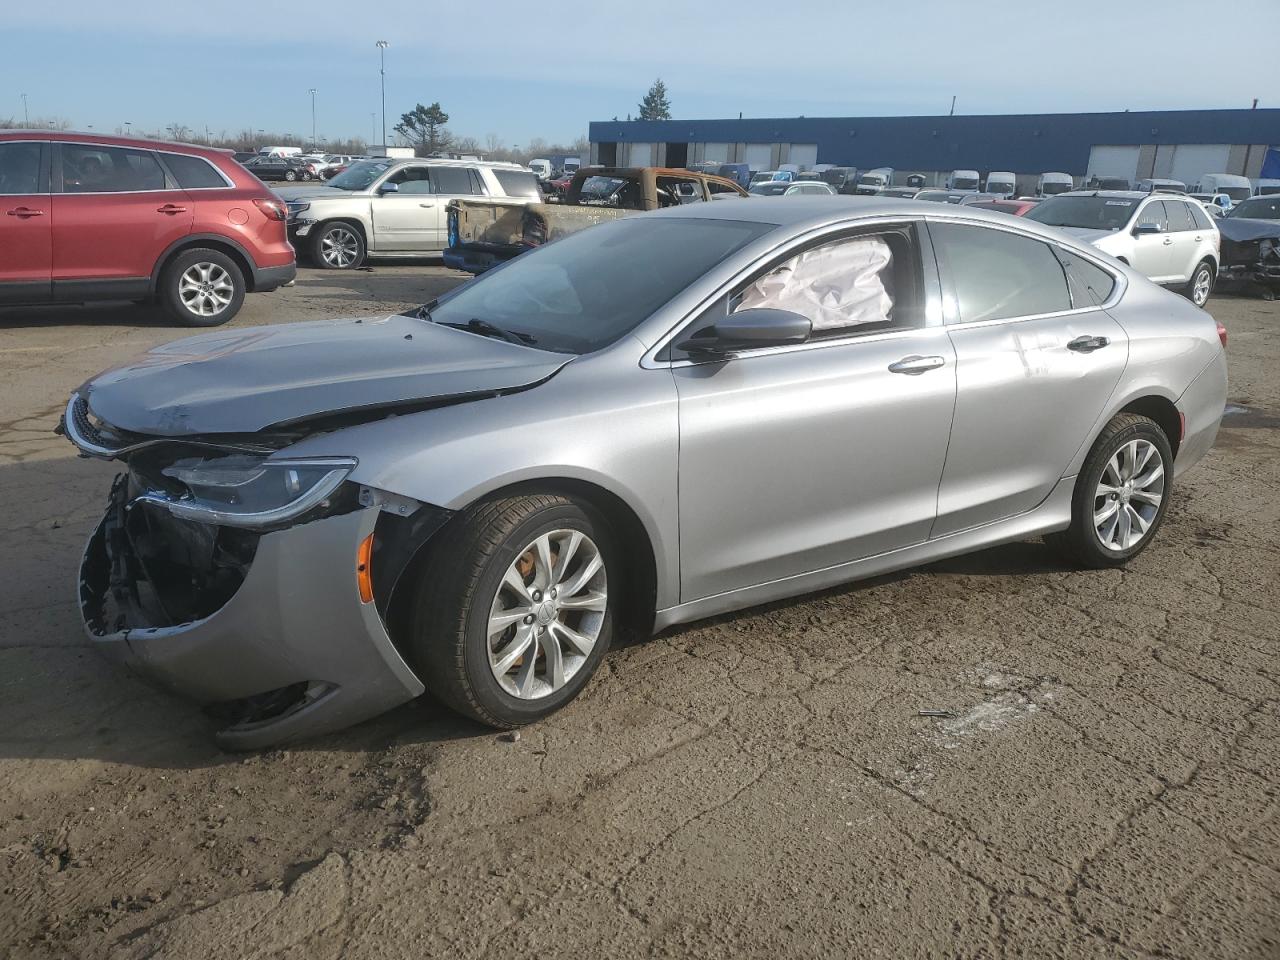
left=637, top=79, right=671, bottom=121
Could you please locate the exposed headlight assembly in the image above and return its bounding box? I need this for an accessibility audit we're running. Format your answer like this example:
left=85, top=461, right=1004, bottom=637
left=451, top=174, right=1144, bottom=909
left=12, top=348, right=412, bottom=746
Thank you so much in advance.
left=139, top=455, right=357, bottom=529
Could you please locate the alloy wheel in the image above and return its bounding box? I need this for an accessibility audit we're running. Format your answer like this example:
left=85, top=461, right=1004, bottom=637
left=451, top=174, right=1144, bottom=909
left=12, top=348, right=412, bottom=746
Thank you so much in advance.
left=320, top=227, right=360, bottom=267
left=1093, top=439, right=1165, bottom=551
left=486, top=529, right=607, bottom=700
left=178, top=262, right=235, bottom=318
left=1192, top=266, right=1212, bottom=307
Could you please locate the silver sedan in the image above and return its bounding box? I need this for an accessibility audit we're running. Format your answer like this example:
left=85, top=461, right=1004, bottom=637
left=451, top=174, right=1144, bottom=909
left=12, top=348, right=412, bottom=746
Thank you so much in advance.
left=63, top=198, right=1228, bottom=747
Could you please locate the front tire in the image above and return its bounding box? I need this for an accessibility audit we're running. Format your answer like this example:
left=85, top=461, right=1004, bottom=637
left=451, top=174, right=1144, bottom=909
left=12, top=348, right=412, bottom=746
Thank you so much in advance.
left=1186, top=259, right=1214, bottom=308
left=158, top=248, right=245, bottom=327
left=408, top=494, right=617, bottom=728
left=284, top=169, right=298, bottom=182
left=1048, top=413, right=1172, bottom=568
left=309, top=221, right=366, bottom=269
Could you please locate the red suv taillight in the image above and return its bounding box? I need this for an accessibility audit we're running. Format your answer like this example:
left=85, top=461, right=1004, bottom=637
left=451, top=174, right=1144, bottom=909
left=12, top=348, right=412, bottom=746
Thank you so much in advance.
left=253, top=198, right=288, bottom=222
left=1216, top=320, right=1228, bottom=349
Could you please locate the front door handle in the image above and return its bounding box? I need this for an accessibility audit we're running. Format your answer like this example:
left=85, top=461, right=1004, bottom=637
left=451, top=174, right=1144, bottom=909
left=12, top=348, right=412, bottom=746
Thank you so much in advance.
left=6, top=206, right=44, bottom=218
left=1067, top=335, right=1110, bottom=353
left=157, top=204, right=187, bottom=214
left=1162, top=237, right=1173, bottom=245
left=418, top=202, right=435, bottom=208
left=888, top=355, right=946, bottom=375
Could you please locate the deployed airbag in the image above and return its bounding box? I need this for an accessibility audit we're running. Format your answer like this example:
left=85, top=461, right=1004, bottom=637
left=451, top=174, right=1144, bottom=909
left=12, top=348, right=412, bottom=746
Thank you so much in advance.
left=738, top=237, right=893, bottom=331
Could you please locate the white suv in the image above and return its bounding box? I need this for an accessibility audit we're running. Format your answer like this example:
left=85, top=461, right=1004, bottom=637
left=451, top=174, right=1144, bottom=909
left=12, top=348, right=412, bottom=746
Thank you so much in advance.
left=1026, top=190, right=1220, bottom=307
left=281, top=158, right=540, bottom=269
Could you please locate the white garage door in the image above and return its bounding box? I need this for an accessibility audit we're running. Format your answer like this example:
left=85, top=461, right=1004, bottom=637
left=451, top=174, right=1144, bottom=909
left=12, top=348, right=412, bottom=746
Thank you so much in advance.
left=1169, top=144, right=1231, bottom=186
left=703, top=142, right=730, bottom=163
left=626, top=142, right=654, bottom=166
left=789, top=143, right=818, bottom=170
left=1087, top=145, right=1141, bottom=182
left=744, top=143, right=773, bottom=172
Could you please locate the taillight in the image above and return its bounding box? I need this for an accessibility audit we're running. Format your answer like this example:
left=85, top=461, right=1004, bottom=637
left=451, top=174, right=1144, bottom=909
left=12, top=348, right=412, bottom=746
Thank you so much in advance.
left=1216, top=320, right=1228, bottom=348
left=253, top=198, right=287, bottom=222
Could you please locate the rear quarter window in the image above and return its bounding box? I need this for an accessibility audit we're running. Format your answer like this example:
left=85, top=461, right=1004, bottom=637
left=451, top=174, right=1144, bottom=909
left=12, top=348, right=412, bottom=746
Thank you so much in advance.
left=163, top=153, right=229, bottom=189
left=1054, top=247, right=1117, bottom=307
left=493, top=169, right=540, bottom=199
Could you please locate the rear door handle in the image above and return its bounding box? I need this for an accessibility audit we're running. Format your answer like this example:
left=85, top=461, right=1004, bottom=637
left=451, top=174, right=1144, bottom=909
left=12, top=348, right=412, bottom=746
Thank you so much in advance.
left=1162, top=237, right=1173, bottom=245
left=888, top=355, right=946, bottom=375
left=418, top=202, right=435, bottom=208
left=1067, top=335, right=1110, bottom=353
left=6, top=206, right=43, bottom=218
left=157, top=203, right=187, bottom=214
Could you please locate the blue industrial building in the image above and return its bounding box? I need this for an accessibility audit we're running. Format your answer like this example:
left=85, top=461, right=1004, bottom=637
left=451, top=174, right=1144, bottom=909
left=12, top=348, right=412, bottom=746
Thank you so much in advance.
left=588, top=108, right=1280, bottom=190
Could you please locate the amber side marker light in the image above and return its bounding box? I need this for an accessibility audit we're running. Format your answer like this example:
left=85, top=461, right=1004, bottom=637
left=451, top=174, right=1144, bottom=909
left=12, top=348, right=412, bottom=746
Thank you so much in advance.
left=357, top=534, right=375, bottom=603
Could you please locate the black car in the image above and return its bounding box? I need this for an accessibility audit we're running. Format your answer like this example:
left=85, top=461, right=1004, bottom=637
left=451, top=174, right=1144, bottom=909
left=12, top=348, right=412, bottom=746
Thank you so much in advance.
left=244, top=155, right=313, bottom=182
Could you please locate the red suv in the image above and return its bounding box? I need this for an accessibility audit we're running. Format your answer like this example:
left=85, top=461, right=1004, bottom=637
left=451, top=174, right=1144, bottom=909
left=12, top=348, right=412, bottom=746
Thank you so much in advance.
left=0, top=131, right=295, bottom=326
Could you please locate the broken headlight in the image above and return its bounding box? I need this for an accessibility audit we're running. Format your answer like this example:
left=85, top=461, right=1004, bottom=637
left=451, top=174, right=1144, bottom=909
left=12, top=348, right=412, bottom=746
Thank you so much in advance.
left=141, top=455, right=357, bottom=529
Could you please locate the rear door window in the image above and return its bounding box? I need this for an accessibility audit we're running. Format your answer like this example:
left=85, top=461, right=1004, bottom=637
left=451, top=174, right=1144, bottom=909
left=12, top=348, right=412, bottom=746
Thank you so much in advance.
left=60, top=144, right=167, bottom=193
left=431, top=166, right=482, bottom=196
left=162, top=153, right=228, bottom=189
left=931, top=222, right=1072, bottom=323
left=1165, top=200, right=1196, bottom=232
left=1188, top=203, right=1214, bottom=230
left=0, top=141, right=46, bottom=194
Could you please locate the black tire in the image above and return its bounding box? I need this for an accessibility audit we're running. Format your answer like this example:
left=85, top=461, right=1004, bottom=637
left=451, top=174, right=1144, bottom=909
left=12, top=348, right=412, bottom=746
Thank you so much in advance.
left=309, top=221, right=366, bottom=269
left=284, top=169, right=298, bottom=182
left=1048, top=413, right=1173, bottom=568
left=157, top=247, right=245, bottom=327
left=1185, top=259, right=1214, bottom=308
left=408, top=494, right=618, bottom=728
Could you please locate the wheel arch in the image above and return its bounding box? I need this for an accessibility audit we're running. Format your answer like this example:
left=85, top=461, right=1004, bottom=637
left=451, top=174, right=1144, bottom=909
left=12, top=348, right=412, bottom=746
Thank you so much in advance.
left=151, top=235, right=258, bottom=293
left=1118, top=395, right=1182, bottom=460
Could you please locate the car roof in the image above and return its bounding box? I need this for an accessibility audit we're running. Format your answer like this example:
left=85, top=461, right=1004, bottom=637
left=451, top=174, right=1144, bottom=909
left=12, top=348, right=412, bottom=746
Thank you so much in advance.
left=0, top=129, right=232, bottom=155
left=375, top=156, right=524, bottom=170
left=1057, top=190, right=1162, bottom=201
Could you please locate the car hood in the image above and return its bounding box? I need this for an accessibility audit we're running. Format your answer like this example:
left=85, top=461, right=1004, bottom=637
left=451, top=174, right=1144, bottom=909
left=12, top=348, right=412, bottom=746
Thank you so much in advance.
left=1059, top=226, right=1117, bottom=244
left=1216, top=217, right=1280, bottom=243
left=272, top=184, right=358, bottom=202
left=80, top=314, right=573, bottom=437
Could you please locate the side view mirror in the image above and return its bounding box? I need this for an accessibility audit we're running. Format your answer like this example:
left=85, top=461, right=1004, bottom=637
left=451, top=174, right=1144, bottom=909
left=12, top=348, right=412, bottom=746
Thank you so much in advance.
left=1133, top=221, right=1161, bottom=235
left=682, top=308, right=812, bottom=355
left=378, top=181, right=400, bottom=194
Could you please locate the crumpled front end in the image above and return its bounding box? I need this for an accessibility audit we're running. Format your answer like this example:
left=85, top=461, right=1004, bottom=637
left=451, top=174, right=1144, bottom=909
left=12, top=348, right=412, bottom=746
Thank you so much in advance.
left=69, top=402, right=453, bottom=750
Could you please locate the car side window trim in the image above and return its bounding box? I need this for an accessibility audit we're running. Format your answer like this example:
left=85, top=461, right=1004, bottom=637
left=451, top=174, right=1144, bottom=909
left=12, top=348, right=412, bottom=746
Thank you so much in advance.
left=646, top=216, right=944, bottom=368
left=925, top=216, right=1125, bottom=327
left=50, top=142, right=179, bottom=195
left=0, top=139, right=51, bottom=195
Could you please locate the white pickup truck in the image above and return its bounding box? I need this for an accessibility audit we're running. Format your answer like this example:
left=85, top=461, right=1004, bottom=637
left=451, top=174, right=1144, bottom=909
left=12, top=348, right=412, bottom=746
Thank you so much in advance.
left=281, top=157, right=541, bottom=269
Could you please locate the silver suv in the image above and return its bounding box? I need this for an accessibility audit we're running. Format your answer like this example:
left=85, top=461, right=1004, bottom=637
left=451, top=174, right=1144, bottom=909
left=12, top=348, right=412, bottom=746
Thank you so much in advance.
left=1027, top=191, right=1220, bottom=306
left=281, top=158, right=541, bottom=269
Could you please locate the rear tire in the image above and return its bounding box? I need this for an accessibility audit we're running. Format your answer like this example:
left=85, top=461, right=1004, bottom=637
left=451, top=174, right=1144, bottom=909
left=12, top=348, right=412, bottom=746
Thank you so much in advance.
left=158, top=248, right=245, bottom=327
left=284, top=169, right=298, bottom=182
left=1185, top=259, right=1214, bottom=308
left=408, top=494, right=618, bottom=728
left=309, top=221, right=366, bottom=269
left=1048, top=413, right=1173, bottom=568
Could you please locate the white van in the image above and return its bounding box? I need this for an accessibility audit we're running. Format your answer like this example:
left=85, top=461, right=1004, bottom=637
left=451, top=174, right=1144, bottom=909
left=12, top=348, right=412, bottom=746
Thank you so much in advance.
left=1255, top=179, right=1280, bottom=196
left=258, top=145, right=302, bottom=157
left=1037, top=172, right=1073, bottom=196
left=985, top=171, right=1016, bottom=197
left=946, top=169, right=980, bottom=192
left=1192, top=174, right=1252, bottom=205
left=529, top=159, right=552, bottom=180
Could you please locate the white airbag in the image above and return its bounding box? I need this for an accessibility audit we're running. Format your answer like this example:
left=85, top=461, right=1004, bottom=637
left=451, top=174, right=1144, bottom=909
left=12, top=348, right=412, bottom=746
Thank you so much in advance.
left=737, top=237, right=893, bottom=331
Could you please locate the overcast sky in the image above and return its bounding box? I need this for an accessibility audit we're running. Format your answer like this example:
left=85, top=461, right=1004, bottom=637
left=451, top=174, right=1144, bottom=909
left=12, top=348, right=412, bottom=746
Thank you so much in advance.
left=5, top=0, right=1278, bottom=146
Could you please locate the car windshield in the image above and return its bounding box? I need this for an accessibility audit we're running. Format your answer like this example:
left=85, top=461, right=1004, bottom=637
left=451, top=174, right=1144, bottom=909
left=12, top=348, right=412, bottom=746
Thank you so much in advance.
left=578, top=175, right=628, bottom=202
left=915, top=190, right=958, bottom=203
left=1228, top=196, right=1280, bottom=220
left=749, top=182, right=789, bottom=195
left=952, top=177, right=979, bottom=190
left=326, top=159, right=391, bottom=190
left=1042, top=182, right=1072, bottom=195
left=425, top=217, right=773, bottom=354
left=858, top=174, right=884, bottom=185
left=1025, top=195, right=1136, bottom=230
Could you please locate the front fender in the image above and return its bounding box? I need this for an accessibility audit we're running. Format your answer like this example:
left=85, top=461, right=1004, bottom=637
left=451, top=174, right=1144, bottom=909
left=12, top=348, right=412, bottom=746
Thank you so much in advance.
left=281, top=346, right=682, bottom=609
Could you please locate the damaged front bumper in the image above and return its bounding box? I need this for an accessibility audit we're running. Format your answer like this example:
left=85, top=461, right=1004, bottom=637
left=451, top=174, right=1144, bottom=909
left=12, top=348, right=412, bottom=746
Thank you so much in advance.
left=79, top=479, right=439, bottom=750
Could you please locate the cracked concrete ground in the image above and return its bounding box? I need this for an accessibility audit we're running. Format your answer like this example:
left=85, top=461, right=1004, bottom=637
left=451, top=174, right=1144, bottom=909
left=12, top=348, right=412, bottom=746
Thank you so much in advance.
left=0, top=266, right=1277, bottom=959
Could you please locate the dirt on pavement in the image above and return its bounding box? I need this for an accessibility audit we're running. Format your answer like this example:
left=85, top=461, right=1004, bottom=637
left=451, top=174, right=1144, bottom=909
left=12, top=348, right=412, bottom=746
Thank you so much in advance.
left=1, top=265, right=1277, bottom=959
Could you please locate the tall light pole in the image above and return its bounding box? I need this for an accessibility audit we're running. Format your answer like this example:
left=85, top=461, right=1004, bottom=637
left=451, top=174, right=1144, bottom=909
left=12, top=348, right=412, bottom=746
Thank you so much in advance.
left=124, top=121, right=132, bottom=135
left=20, top=93, right=28, bottom=126
left=370, top=112, right=376, bottom=149
left=308, top=88, right=318, bottom=150
left=376, top=40, right=389, bottom=147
